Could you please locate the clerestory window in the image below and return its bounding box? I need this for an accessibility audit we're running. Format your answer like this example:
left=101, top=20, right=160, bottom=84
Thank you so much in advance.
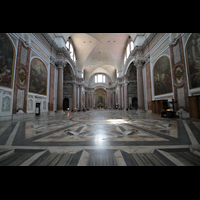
left=95, top=74, right=105, bottom=83
left=66, top=39, right=76, bottom=62
left=124, top=40, right=134, bottom=64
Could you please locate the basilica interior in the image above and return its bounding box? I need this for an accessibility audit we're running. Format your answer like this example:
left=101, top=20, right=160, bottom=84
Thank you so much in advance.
left=0, top=33, right=200, bottom=166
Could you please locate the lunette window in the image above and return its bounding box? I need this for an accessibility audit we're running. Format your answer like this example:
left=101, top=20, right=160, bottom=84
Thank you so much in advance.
left=95, top=74, right=105, bottom=83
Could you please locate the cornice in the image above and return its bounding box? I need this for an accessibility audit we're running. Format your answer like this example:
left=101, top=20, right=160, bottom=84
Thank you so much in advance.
left=134, top=57, right=146, bottom=68
left=40, top=33, right=71, bottom=59
left=124, top=33, right=157, bottom=75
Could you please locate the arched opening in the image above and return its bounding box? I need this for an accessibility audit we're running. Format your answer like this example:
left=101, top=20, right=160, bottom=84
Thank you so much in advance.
left=63, top=98, right=69, bottom=111
left=132, top=97, right=138, bottom=109
left=94, top=88, right=107, bottom=109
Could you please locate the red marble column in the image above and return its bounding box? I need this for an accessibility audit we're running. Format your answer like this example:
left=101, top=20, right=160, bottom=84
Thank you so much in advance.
left=76, top=86, right=78, bottom=108
left=72, top=84, right=76, bottom=109
left=145, top=62, right=152, bottom=111
left=57, top=66, right=63, bottom=111
left=124, top=84, right=128, bottom=109
left=123, top=86, right=125, bottom=108
left=137, top=65, right=145, bottom=111
left=49, top=63, right=55, bottom=111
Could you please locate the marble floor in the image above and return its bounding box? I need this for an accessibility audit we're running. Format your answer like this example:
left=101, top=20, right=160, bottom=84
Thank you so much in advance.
left=0, top=109, right=200, bottom=166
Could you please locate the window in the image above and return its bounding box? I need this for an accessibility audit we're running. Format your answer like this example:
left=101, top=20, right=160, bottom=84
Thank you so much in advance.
left=95, top=74, right=105, bottom=83
left=124, top=40, right=134, bottom=64
left=98, top=74, right=102, bottom=82
left=66, top=39, right=76, bottom=62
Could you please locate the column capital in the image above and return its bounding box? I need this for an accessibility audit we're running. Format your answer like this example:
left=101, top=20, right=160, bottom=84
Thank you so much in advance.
left=55, top=59, right=65, bottom=69
left=144, top=53, right=150, bottom=64
left=134, top=57, right=146, bottom=68
left=50, top=56, right=56, bottom=65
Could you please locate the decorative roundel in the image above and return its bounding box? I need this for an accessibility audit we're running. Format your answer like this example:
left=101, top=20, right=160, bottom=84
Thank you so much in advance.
left=175, top=66, right=183, bottom=84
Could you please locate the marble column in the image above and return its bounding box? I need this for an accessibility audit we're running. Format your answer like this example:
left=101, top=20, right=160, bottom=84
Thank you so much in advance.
left=124, top=83, right=128, bottom=109
left=56, top=60, right=64, bottom=113
left=79, top=85, right=82, bottom=109
left=76, top=86, right=78, bottom=108
left=122, top=85, right=125, bottom=109
left=118, top=85, right=121, bottom=109
left=85, top=92, right=87, bottom=108
left=73, top=84, right=76, bottom=109
left=135, top=58, right=145, bottom=112
left=120, top=85, right=123, bottom=108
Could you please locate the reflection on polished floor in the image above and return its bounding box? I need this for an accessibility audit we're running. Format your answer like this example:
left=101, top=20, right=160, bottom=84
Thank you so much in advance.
left=0, top=109, right=200, bottom=166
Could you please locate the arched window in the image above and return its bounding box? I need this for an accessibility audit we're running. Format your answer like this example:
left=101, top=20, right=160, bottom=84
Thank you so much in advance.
left=95, top=74, right=106, bottom=83
left=124, top=40, right=134, bottom=64
left=66, top=38, right=76, bottom=62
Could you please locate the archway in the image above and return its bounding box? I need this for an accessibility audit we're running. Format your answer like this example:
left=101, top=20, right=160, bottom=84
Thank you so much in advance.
left=63, top=98, right=69, bottom=110
left=94, top=88, right=107, bottom=108
left=132, top=97, right=138, bottom=109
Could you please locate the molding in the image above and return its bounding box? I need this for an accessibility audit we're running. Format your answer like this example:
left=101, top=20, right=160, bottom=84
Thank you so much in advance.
left=123, top=33, right=158, bottom=75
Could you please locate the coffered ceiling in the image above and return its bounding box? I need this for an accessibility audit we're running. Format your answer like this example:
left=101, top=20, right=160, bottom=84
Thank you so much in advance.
left=55, top=33, right=141, bottom=83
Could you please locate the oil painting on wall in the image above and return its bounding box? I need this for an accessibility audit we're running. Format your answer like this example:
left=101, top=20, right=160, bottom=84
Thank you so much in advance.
left=186, top=33, right=200, bottom=89
left=0, top=33, right=14, bottom=88
left=154, top=56, right=172, bottom=96
left=29, top=58, right=47, bottom=95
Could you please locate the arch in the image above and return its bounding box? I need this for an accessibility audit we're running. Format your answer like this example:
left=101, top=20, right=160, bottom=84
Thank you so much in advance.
left=124, top=56, right=135, bottom=76
left=153, top=55, right=173, bottom=96
left=63, top=98, right=69, bottom=110
left=29, top=58, right=48, bottom=96
left=64, top=58, right=76, bottom=76
left=0, top=33, right=16, bottom=89
left=94, top=87, right=107, bottom=108
left=132, top=97, right=138, bottom=109
left=125, top=61, right=136, bottom=77
left=64, top=62, right=74, bottom=76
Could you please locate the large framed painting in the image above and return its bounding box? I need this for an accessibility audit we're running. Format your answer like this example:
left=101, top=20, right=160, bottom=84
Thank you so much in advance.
left=29, top=58, right=47, bottom=95
left=0, top=33, right=15, bottom=88
left=153, top=56, right=173, bottom=96
left=186, top=33, right=200, bottom=89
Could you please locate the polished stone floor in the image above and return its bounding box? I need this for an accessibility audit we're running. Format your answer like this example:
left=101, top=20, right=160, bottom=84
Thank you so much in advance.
left=0, top=109, right=200, bottom=166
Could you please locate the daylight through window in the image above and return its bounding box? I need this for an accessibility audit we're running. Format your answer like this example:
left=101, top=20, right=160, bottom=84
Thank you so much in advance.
left=66, top=39, right=76, bottom=62
left=95, top=74, right=105, bottom=83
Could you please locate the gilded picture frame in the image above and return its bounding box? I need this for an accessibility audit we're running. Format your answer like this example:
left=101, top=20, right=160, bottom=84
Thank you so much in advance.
left=29, top=58, right=47, bottom=96
left=153, top=56, right=173, bottom=96
left=0, top=33, right=16, bottom=89
left=185, top=33, right=200, bottom=89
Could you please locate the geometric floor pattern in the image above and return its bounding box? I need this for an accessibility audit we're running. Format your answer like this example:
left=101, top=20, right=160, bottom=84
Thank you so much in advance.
left=0, top=109, right=200, bottom=166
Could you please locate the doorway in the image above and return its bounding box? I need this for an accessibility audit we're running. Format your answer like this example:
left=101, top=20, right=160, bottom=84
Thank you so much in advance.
left=132, top=97, right=138, bottom=109
left=36, top=103, right=41, bottom=115
left=63, top=98, right=69, bottom=110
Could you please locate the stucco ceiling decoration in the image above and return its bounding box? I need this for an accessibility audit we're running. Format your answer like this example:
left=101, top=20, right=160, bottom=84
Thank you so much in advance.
left=55, top=33, right=141, bottom=82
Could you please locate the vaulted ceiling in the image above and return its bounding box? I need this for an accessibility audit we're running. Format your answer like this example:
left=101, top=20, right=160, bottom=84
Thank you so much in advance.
left=55, top=33, right=141, bottom=83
